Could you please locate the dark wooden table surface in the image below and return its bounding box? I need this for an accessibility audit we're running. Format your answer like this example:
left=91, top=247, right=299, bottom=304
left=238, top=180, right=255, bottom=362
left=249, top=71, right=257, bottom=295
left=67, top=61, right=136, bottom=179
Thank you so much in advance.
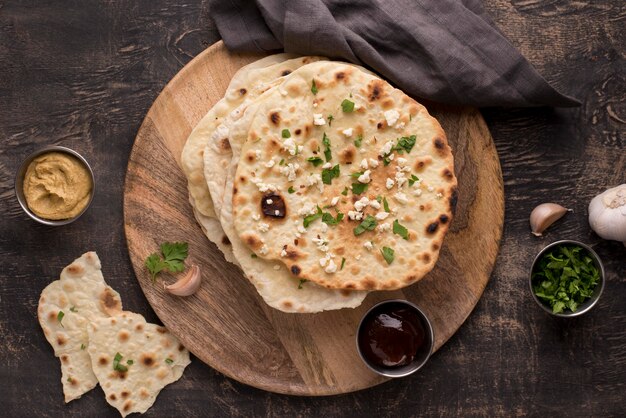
left=1, top=1, right=624, bottom=417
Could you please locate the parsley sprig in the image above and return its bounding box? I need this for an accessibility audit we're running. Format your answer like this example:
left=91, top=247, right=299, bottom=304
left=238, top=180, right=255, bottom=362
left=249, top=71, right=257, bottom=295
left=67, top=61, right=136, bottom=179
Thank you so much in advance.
left=145, top=242, right=189, bottom=282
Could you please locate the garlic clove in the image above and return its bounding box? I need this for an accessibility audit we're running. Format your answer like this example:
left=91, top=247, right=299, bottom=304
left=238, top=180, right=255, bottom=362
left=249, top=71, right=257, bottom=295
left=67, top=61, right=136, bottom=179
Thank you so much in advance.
left=165, top=264, right=201, bottom=296
left=530, top=203, right=572, bottom=236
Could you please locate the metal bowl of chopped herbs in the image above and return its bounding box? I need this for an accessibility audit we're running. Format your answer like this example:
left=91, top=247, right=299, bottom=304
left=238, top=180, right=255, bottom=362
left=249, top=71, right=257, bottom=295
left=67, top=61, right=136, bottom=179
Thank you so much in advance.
left=530, top=240, right=605, bottom=317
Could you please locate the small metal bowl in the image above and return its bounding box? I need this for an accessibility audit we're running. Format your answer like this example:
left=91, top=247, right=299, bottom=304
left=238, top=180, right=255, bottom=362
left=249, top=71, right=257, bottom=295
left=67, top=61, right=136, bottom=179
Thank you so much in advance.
left=15, top=145, right=95, bottom=226
left=356, top=299, right=434, bottom=378
left=529, top=240, right=605, bottom=318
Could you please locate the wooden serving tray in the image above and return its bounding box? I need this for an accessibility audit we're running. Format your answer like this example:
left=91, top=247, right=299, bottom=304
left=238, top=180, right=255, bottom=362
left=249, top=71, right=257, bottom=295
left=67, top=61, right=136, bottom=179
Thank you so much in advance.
left=123, top=41, right=504, bottom=395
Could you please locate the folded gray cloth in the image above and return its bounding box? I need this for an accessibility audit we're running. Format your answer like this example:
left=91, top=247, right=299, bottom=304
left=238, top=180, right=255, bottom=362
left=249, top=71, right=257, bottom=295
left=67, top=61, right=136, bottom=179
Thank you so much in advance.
left=209, top=0, right=579, bottom=107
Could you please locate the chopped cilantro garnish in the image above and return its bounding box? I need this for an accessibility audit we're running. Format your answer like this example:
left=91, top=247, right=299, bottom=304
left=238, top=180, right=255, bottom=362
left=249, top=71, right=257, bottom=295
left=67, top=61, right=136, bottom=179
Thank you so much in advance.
left=282, top=129, right=291, bottom=138
left=250, top=254, right=258, bottom=258
left=393, top=220, right=409, bottom=240
left=382, top=154, right=392, bottom=166
left=393, top=135, right=416, bottom=154
left=80, top=343, right=86, bottom=350
left=322, top=133, right=332, bottom=162
left=327, top=114, right=334, bottom=126
left=350, top=171, right=364, bottom=178
left=354, top=135, right=363, bottom=148
left=307, top=156, right=324, bottom=167
left=311, top=80, right=318, bottom=95
left=353, top=215, right=377, bottom=236
left=288, top=186, right=295, bottom=194
left=303, top=206, right=323, bottom=228
left=340, top=257, right=346, bottom=270
left=69, top=306, right=77, bottom=313
left=126, top=359, right=134, bottom=365
left=294, top=144, right=300, bottom=155
left=351, top=182, right=369, bottom=195
left=341, top=99, right=355, bottom=113
left=408, top=174, right=420, bottom=187
left=531, top=244, right=601, bottom=314
left=381, top=247, right=395, bottom=265
left=298, top=279, right=308, bottom=289
left=113, top=352, right=128, bottom=372
left=322, top=164, right=340, bottom=185
left=165, top=358, right=174, bottom=365
left=145, top=242, right=188, bottom=282
left=279, top=158, right=285, bottom=166
left=57, top=311, right=64, bottom=325
left=383, top=197, right=390, bottom=212
left=322, top=211, right=344, bottom=226
left=341, top=187, right=349, bottom=196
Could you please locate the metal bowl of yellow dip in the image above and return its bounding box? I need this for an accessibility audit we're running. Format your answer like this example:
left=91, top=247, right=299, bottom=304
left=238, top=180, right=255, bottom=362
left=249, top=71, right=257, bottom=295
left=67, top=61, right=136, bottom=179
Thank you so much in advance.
left=15, top=145, right=95, bottom=225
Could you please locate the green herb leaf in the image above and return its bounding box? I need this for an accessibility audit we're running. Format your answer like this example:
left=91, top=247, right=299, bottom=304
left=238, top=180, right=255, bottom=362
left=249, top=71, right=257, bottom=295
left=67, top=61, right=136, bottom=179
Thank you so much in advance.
left=279, top=158, right=285, bottom=166
left=250, top=254, right=258, bottom=258
left=341, top=187, right=349, bottom=196
left=340, top=257, right=346, bottom=270
left=57, top=311, right=64, bottom=326
left=288, top=186, right=295, bottom=194
left=311, top=80, right=318, bottom=95
left=282, top=129, right=291, bottom=138
left=393, top=135, right=417, bottom=154
left=383, top=155, right=392, bottom=166
left=322, top=164, right=340, bottom=185
left=393, top=220, right=409, bottom=240
left=303, top=206, right=323, bottom=228
left=322, top=133, right=332, bottom=161
left=408, top=174, right=420, bottom=187
left=351, top=182, right=369, bottom=195
left=383, top=197, right=390, bottom=212
left=80, top=343, right=86, bottom=350
left=353, top=215, right=377, bottom=236
left=69, top=306, right=77, bottom=313
left=126, top=360, right=134, bottom=365
left=160, top=242, right=188, bottom=273
left=165, top=358, right=174, bottom=365
left=322, top=211, right=344, bottom=226
left=298, top=279, right=308, bottom=289
left=354, top=135, right=363, bottom=148
left=341, top=99, right=355, bottom=113
left=307, top=156, right=324, bottom=167
left=113, top=352, right=128, bottom=372
left=327, top=114, right=334, bottom=126
left=145, top=253, right=168, bottom=282
left=381, top=247, right=395, bottom=265
left=350, top=171, right=364, bottom=178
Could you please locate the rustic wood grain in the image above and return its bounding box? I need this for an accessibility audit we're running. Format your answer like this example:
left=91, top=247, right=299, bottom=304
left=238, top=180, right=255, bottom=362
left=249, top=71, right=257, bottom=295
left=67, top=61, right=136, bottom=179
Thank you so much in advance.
left=0, top=0, right=624, bottom=416
left=122, top=42, right=504, bottom=395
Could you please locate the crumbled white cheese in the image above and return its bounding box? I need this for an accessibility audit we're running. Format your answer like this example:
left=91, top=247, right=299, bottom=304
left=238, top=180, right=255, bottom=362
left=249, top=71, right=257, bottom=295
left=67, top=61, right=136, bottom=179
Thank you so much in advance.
left=313, top=102, right=318, bottom=108
left=313, top=113, right=326, bottom=126
left=356, top=254, right=361, bottom=261
left=313, top=236, right=329, bottom=253
left=282, top=137, right=298, bottom=156
left=436, top=192, right=443, bottom=199
left=279, top=89, right=288, bottom=96
left=380, top=141, right=394, bottom=157
left=369, top=200, right=381, bottom=210
left=279, top=163, right=299, bottom=181
left=255, top=150, right=262, bottom=159
left=260, top=245, right=269, bottom=255
left=348, top=210, right=364, bottom=221
left=274, top=210, right=280, bottom=216
left=265, top=159, right=276, bottom=168
left=297, top=225, right=307, bottom=234
left=257, top=222, right=270, bottom=232
left=375, top=212, right=390, bottom=220
left=427, top=185, right=435, bottom=192
left=369, top=158, right=379, bottom=168
left=322, top=162, right=332, bottom=169
left=357, top=170, right=371, bottom=184
left=413, top=188, right=422, bottom=196
left=395, top=171, right=407, bottom=188
left=280, top=249, right=287, bottom=257
left=298, top=201, right=317, bottom=216
left=397, top=157, right=408, bottom=165
left=252, top=178, right=278, bottom=193
left=364, top=241, right=374, bottom=251
left=384, top=109, right=400, bottom=127
left=342, top=128, right=354, bottom=137
left=305, top=173, right=324, bottom=193
left=386, top=178, right=395, bottom=190
left=360, top=159, right=369, bottom=170
left=266, top=199, right=273, bottom=205
left=321, top=222, right=329, bottom=233
left=325, top=259, right=337, bottom=273
left=330, top=196, right=340, bottom=206
left=252, top=214, right=261, bottom=221
left=319, top=257, right=328, bottom=267
left=377, top=222, right=391, bottom=232
left=394, top=192, right=409, bottom=204
left=395, top=122, right=406, bottom=130
left=354, top=197, right=370, bottom=212
left=388, top=153, right=395, bottom=161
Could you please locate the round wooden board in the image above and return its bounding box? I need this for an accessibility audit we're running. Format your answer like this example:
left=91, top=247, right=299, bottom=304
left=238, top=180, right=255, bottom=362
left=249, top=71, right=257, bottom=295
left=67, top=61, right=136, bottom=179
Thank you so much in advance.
left=123, top=41, right=504, bottom=396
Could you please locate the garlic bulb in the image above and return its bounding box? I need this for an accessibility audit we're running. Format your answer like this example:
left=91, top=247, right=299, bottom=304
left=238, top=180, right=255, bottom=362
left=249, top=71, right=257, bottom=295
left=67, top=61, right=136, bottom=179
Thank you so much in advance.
left=588, top=184, right=626, bottom=246
left=530, top=203, right=572, bottom=236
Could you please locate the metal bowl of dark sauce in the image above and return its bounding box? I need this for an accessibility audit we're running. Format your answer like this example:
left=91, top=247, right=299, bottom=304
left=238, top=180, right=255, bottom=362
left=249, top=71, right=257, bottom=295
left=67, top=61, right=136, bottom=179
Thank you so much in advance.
left=356, top=299, right=434, bottom=378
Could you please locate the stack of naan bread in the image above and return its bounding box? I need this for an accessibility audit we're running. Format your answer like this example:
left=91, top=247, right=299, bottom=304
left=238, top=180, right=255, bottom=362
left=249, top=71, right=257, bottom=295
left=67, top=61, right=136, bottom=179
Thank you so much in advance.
left=38, top=252, right=190, bottom=416
left=181, top=55, right=457, bottom=313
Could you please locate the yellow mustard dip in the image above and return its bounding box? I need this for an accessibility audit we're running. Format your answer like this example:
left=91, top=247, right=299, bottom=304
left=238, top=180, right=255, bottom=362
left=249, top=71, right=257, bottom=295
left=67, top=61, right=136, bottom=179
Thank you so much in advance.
left=23, top=152, right=93, bottom=220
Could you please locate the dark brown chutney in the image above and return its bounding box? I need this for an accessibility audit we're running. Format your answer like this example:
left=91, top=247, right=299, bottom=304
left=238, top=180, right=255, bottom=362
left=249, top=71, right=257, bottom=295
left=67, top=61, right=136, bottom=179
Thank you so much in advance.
left=358, top=302, right=427, bottom=368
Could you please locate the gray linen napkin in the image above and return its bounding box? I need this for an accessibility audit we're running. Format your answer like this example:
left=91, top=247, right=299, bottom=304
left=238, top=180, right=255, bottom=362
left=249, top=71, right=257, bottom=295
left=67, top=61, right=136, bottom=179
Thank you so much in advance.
left=209, top=0, right=579, bottom=107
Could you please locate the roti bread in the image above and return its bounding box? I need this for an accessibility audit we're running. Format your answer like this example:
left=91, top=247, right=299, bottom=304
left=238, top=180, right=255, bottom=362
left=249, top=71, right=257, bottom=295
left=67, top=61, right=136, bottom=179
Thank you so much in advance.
left=230, top=61, right=457, bottom=291
left=37, top=252, right=123, bottom=402
left=87, top=312, right=191, bottom=417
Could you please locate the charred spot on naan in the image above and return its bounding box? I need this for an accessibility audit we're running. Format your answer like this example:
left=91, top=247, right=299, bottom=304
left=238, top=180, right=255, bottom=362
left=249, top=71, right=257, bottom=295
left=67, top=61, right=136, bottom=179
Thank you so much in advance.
left=241, top=233, right=263, bottom=251
left=414, top=156, right=433, bottom=172
left=339, top=146, right=356, bottom=165
left=261, top=193, right=286, bottom=219
left=269, top=111, right=281, bottom=126
left=433, top=137, right=448, bottom=156
left=365, top=79, right=387, bottom=102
